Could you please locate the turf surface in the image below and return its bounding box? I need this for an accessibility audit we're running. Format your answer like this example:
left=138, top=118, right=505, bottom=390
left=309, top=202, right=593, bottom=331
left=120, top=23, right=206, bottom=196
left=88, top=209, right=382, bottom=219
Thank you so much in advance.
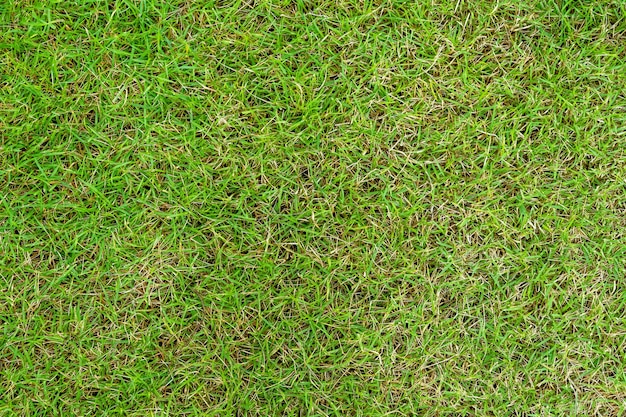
left=2, top=0, right=626, bottom=415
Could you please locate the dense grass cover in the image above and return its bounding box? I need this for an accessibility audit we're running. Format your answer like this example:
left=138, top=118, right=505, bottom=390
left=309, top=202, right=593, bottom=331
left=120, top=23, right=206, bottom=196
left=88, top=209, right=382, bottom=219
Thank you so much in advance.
left=2, top=0, right=626, bottom=415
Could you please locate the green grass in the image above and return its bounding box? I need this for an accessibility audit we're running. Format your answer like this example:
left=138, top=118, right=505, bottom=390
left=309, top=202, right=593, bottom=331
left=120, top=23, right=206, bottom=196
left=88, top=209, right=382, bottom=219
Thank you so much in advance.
left=1, top=0, right=626, bottom=415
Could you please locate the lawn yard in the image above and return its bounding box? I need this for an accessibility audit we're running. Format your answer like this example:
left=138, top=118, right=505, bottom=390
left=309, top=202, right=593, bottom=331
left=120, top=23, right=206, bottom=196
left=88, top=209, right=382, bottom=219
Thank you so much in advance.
left=1, top=0, right=626, bottom=415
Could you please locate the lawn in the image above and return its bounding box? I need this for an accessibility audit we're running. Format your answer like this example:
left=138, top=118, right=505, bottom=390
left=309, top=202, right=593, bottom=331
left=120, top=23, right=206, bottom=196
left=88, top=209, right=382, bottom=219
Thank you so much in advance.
left=1, top=0, right=626, bottom=415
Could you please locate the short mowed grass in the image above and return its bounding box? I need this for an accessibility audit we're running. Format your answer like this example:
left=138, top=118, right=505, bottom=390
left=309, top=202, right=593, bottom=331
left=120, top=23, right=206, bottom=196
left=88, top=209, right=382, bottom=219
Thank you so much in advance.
left=2, top=0, right=626, bottom=415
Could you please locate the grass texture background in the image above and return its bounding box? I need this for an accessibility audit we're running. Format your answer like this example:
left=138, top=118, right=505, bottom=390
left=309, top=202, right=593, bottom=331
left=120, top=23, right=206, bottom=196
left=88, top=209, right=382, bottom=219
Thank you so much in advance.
left=1, top=0, right=626, bottom=415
